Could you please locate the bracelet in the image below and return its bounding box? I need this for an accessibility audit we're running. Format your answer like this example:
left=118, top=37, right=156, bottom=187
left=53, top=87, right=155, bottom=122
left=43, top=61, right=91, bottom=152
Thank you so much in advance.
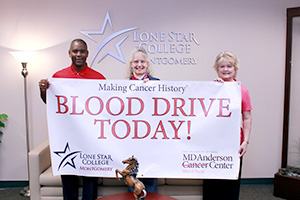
left=243, top=140, right=249, bottom=144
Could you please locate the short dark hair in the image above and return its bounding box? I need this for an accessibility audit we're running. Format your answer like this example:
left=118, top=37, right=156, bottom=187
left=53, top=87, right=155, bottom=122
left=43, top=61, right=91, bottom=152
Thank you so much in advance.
left=70, top=39, right=88, bottom=49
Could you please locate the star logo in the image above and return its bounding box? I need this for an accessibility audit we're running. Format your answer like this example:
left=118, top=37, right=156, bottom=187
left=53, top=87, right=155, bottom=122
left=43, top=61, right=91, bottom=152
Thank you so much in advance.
left=80, top=12, right=138, bottom=67
left=54, top=143, right=81, bottom=170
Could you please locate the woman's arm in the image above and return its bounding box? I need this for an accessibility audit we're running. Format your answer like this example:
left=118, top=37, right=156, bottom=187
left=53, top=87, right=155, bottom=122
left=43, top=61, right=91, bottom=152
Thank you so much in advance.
left=239, top=110, right=252, bottom=158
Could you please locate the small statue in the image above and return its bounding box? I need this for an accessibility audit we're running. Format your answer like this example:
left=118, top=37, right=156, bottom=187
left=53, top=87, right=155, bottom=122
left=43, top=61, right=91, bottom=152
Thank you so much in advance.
left=115, top=156, right=147, bottom=200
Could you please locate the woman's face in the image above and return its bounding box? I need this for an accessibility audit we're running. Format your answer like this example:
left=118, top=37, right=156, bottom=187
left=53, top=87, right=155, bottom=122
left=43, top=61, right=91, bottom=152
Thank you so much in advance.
left=217, top=60, right=236, bottom=82
left=130, top=53, right=148, bottom=77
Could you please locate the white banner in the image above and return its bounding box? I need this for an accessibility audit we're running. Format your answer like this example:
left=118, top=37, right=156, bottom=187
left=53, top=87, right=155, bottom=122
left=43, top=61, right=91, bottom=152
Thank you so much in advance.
left=47, top=78, right=241, bottom=179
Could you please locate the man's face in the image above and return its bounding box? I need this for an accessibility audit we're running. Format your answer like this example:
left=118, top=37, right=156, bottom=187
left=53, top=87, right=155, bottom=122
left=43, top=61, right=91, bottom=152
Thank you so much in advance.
left=69, top=41, right=89, bottom=68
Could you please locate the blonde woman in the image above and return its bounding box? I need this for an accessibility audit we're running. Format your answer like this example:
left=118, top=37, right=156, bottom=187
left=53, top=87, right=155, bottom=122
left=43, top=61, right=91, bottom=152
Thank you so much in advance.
left=127, top=47, right=159, bottom=81
left=203, top=51, right=252, bottom=200
left=126, top=47, right=159, bottom=193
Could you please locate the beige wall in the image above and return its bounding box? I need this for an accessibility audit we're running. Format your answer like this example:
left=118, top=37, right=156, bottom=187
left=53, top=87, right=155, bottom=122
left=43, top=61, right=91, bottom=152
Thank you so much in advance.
left=0, top=0, right=300, bottom=181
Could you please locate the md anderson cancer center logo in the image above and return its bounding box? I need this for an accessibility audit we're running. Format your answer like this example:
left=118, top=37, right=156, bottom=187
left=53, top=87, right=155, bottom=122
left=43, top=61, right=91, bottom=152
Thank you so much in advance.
left=182, top=153, right=235, bottom=170
left=80, top=11, right=200, bottom=67
left=54, top=143, right=113, bottom=172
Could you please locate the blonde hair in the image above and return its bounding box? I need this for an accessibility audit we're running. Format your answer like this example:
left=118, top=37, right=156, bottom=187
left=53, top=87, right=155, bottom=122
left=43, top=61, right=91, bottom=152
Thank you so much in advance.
left=126, top=47, right=152, bottom=79
left=213, top=51, right=240, bottom=78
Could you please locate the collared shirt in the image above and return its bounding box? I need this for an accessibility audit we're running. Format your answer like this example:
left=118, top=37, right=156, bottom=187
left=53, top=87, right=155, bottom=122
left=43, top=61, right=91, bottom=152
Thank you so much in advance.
left=52, top=64, right=106, bottom=79
left=131, top=73, right=148, bottom=80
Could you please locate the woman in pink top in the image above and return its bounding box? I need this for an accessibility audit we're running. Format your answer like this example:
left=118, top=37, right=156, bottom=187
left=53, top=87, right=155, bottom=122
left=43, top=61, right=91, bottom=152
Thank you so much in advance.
left=203, top=51, right=252, bottom=200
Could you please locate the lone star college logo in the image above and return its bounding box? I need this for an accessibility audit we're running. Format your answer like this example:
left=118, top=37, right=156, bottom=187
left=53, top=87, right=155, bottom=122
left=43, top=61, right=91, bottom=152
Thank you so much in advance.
left=54, top=143, right=81, bottom=170
left=80, top=12, right=138, bottom=67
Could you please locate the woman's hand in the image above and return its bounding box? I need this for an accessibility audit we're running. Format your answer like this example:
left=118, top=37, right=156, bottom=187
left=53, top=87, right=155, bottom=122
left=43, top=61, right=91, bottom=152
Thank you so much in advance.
left=239, top=141, right=248, bottom=158
left=214, top=78, right=224, bottom=82
left=143, top=78, right=150, bottom=83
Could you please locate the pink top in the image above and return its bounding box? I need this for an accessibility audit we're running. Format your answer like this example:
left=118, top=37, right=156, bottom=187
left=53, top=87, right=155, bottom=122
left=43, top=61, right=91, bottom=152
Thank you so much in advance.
left=240, top=82, right=252, bottom=142
left=241, top=84, right=252, bottom=112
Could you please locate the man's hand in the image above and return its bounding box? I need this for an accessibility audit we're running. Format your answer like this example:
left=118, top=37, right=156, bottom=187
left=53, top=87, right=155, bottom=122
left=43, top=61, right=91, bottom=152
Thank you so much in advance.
left=39, top=79, right=50, bottom=92
left=39, top=79, right=50, bottom=103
